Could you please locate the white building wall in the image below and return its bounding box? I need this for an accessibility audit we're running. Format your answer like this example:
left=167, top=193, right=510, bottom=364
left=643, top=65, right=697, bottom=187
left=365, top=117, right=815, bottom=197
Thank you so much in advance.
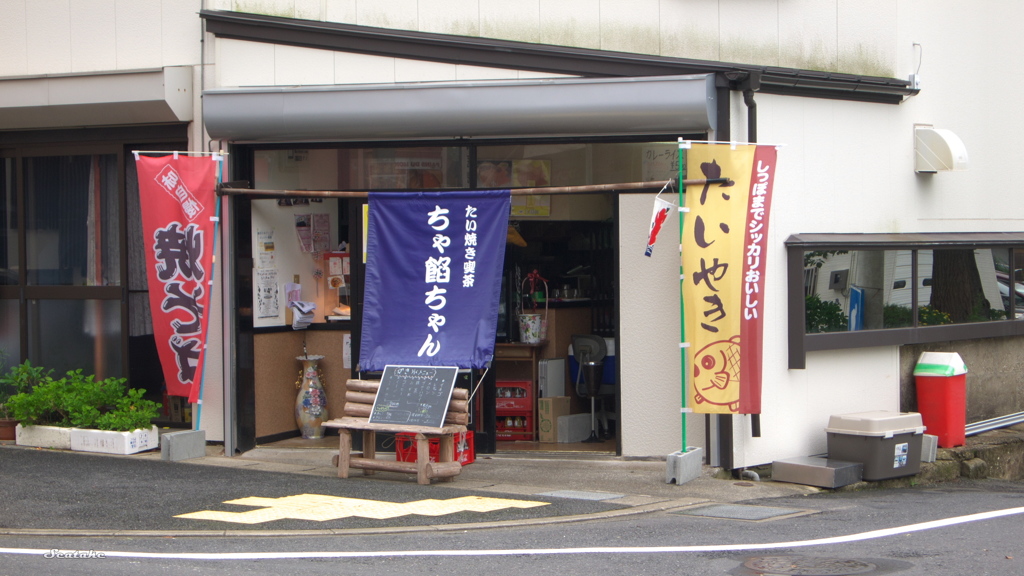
left=0, top=0, right=202, bottom=76
left=207, top=0, right=900, bottom=76
left=6, top=1, right=1014, bottom=457
left=618, top=194, right=703, bottom=458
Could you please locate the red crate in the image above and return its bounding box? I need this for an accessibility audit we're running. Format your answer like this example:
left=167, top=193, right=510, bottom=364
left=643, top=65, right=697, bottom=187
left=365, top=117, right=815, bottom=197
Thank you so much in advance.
left=496, top=412, right=533, bottom=440
left=496, top=380, right=532, bottom=410
left=395, top=430, right=475, bottom=465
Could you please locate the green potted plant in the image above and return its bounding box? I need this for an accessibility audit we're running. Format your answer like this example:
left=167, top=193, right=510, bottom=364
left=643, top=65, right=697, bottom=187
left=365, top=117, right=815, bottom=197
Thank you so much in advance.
left=4, top=365, right=162, bottom=454
left=0, top=358, right=51, bottom=441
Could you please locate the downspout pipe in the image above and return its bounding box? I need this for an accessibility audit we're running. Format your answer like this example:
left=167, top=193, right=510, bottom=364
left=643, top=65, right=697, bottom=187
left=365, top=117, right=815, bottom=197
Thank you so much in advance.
left=741, top=73, right=762, bottom=441
left=743, top=84, right=758, bottom=144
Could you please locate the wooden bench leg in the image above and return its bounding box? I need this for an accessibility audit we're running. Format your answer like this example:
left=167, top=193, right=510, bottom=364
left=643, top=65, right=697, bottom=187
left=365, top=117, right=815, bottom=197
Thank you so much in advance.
left=363, top=430, right=376, bottom=476
left=415, top=433, right=430, bottom=485
left=337, top=429, right=352, bottom=479
left=438, top=433, right=456, bottom=482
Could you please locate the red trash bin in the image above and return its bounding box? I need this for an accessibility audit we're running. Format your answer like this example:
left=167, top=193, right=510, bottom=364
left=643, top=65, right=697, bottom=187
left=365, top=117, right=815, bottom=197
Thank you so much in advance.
left=913, top=352, right=967, bottom=448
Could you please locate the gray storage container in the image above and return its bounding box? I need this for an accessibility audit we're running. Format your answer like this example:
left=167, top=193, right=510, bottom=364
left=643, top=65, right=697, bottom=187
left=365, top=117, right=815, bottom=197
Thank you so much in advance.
left=825, top=411, right=925, bottom=481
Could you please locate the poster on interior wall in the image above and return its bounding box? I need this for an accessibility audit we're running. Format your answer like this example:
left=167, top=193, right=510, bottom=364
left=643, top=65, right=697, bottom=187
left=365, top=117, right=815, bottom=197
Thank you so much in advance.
left=256, top=228, right=276, bottom=269
left=642, top=145, right=682, bottom=182
left=135, top=153, right=222, bottom=403
left=256, top=268, right=280, bottom=319
left=360, top=190, right=511, bottom=371
left=295, top=214, right=313, bottom=252
left=681, top=143, right=777, bottom=414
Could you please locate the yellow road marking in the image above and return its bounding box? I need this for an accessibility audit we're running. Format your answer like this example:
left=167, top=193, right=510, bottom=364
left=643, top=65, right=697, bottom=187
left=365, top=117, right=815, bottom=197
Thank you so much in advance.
left=176, top=494, right=549, bottom=524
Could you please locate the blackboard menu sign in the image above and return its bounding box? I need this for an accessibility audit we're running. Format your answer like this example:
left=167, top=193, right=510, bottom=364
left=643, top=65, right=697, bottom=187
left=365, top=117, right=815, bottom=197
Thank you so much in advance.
left=368, top=365, right=459, bottom=428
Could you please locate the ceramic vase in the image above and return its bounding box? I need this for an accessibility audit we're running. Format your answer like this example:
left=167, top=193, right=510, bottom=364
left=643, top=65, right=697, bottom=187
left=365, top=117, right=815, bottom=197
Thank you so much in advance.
left=295, top=354, right=327, bottom=439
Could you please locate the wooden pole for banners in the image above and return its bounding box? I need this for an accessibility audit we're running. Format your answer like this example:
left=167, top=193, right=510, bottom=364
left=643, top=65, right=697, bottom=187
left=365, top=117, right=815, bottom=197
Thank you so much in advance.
left=215, top=178, right=730, bottom=197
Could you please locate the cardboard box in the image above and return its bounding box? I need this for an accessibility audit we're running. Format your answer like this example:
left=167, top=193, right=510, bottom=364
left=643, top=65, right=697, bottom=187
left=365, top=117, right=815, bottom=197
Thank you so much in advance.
left=538, top=396, right=571, bottom=443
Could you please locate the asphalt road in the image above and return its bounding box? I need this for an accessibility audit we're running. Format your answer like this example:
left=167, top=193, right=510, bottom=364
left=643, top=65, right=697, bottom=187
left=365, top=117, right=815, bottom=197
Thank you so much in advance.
left=0, top=447, right=628, bottom=533
left=2, top=447, right=1023, bottom=575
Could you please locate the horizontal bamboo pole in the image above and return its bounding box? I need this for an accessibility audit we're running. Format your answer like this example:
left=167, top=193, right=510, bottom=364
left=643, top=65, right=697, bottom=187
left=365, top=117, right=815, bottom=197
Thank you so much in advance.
left=219, top=178, right=727, bottom=198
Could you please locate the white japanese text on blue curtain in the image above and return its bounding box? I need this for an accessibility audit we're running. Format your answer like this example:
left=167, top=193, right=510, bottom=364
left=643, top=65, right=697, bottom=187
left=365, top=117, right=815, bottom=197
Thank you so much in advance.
left=360, top=190, right=511, bottom=371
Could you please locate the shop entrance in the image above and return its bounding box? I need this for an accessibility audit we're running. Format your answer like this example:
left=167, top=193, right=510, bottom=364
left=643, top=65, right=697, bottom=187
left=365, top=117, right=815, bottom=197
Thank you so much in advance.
left=492, top=215, right=618, bottom=454
left=229, top=139, right=682, bottom=457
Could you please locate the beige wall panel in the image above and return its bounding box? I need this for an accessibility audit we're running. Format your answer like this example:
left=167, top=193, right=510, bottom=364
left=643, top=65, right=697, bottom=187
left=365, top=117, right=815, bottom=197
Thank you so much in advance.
left=420, top=0, right=480, bottom=36
left=838, top=0, right=896, bottom=77
left=516, top=69, right=572, bottom=79
left=70, top=0, right=117, bottom=73
left=294, top=0, right=323, bottom=21
left=480, top=0, right=541, bottom=43
left=216, top=39, right=276, bottom=87
left=0, top=0, right=28, bottom=76
left=161, top=0, right=203, bottom=65
left=779, top=0, right=837, bottom=71
left=325, top=0, right=357, bottom=24
left=357, top=0, right=419, bottom=31
left=114, top=0, right=163, bottom=69
left=719, top=0, right=779, bottom=66
left=334, top=52, right=397, bottom=84
left=659, top=0, right=719, bottom=61
left=599, top=0, right=660, bottom=55
left=27, top=0, right=72, bottom=74
left=538, top=0, right=600, bottom=50
left=455, top=64, right=520, bottom=81
left=275, top=44, right=335, bottom=86
left=618, top=193, right=699, bottom=458
left=395, top=59, right=458, bottom=83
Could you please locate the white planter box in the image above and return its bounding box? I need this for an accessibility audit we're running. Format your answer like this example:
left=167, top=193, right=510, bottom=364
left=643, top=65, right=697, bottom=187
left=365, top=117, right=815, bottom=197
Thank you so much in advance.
left=15, top=424, right=72, bottom=450
left=70, top=426, right=160, bottom=455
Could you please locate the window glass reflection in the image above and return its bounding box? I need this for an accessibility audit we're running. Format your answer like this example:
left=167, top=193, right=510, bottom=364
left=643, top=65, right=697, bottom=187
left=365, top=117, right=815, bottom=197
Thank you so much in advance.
left=25, top=155, right=120, bottom=286
left=0, top=158, right=15, bottom=286
left=805, top=248, right=1021, bottom=334
left=0, top=299, right=18, bottom=360
left=253, top=147, right=468, bottom=191
left=27, top=299, right=121, bottom=380
left=927, top=249, right=1006, bottom=324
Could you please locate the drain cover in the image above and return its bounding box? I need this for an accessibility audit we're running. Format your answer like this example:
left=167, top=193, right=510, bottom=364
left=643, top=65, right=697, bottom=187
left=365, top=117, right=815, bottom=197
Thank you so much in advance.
left=743, top=556, right=877, bottom=575
left=536, top=490, right=624, bottom=501
left=671, top=503, right=809, bottom=521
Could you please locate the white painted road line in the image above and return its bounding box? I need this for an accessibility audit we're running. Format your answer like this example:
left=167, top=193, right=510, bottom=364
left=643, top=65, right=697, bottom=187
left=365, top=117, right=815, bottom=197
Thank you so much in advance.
left=2, top=506, right=1023, bottom=561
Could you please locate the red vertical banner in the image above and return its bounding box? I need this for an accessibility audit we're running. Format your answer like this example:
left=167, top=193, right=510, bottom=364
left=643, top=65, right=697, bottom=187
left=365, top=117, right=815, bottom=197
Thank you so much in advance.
left=135, top=154, right=220, bottom=403
left=737, top=145, right=777, bottom=414
left=682, top=144, right=777, bottom=414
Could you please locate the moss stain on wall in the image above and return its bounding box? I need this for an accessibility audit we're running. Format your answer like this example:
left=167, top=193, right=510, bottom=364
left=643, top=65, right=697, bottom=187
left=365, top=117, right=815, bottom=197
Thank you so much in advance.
left=598, top=21, right=661, bottom=56
left=233, top=0, right=296, bottom=19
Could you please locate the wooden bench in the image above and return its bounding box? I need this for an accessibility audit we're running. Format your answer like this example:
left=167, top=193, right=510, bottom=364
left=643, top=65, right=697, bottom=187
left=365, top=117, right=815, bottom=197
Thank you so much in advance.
left=323, top=379, right=470, bottom=485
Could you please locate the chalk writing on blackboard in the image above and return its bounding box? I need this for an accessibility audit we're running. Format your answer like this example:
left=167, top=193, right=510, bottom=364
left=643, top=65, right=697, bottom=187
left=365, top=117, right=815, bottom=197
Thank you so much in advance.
left=369, top=365, right=459, bottom=428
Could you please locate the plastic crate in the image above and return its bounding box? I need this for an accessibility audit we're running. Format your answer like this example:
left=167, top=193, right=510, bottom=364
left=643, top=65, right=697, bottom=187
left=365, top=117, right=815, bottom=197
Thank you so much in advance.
left=496, top=412, right=533, bottom=440
left=395, top=430, right=475, bottom=465
left=496, top=380, right=532, bottom=410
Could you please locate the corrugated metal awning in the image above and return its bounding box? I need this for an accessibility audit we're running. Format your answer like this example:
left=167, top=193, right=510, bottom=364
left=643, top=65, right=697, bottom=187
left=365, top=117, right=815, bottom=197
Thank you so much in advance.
left=203, top=74, right=716, bottom=142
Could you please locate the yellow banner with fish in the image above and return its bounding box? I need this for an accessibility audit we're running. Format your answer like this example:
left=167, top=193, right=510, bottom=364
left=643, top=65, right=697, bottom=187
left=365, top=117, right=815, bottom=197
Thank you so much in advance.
left=682, top=143, right=777, bottom=414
